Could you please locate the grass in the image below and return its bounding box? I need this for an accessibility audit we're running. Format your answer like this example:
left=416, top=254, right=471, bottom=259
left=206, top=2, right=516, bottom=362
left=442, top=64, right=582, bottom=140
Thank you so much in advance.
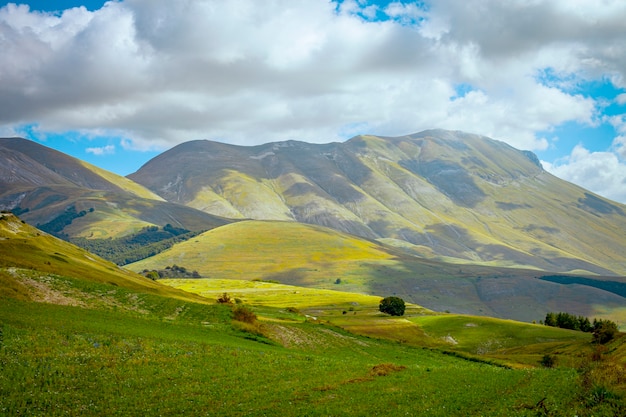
left=1, top=293, right=598, bottom=416
left=128, top=220, right=396, bottom=287
left=125, top=218, right=626, bottom=328
left=2, top=213, right=626, bottom=415
left=161, top=278, right=388, bottom=309
left=1, top=272, right=624, bottom=415
left=0, top=214, right=210, bottom=303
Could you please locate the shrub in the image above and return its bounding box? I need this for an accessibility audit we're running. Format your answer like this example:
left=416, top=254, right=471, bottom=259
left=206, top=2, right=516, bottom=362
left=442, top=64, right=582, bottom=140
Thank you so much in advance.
left=233, top=306, right=257, bottom=324
left=217, top=292, right=232, bottom=304
left=540, top=354, right=557, bottom=368
left=379, top=296, right=405, bottom=316
left=593, top=319, right=619, bottom=344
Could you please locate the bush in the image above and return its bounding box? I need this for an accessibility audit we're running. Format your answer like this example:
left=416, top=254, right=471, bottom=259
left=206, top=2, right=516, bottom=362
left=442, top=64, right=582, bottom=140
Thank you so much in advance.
left=232, top=306, right=257, bottom=324
left=593, top=319, right=619, bottom=344
left=217, top=292, right=232, bottom=304
left=379, top=296, right=405, bottom=316
left=540, top=354, right=557, bottom=368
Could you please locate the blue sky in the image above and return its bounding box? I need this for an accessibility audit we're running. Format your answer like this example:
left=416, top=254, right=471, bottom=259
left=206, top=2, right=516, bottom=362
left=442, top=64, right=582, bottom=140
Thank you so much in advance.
left=1, top=0, right=625, bottom=203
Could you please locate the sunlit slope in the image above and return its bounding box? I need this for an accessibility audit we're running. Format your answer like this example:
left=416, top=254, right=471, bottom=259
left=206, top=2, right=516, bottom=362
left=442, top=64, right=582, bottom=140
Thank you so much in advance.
left=130, top=130, right=626, bottom=275
left=162, top=278, right=394, bottom=310
left=128, top=219, right=626, bottom=325
left=161, top=277, right=591, bottom=366
left=127, top=220, right=396, bottom=287
left=0, top=213, right=210, bottom=303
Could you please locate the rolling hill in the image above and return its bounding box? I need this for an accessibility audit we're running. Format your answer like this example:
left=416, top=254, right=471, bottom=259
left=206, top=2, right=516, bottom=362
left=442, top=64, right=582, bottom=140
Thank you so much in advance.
left=127, top=220, right=626, bottom=325
left=129, top=129, right=626, bottom=276
left=0, top=137, right=230, bottom=238
left=0, top=212, right=210, bottom=303
left=2, top=209, right=623, bottom=416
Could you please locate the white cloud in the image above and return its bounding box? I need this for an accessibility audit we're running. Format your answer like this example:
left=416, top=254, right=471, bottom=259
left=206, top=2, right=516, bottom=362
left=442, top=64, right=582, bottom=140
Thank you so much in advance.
left=544, top=144, right=626, bottom=204
left=85, top=144, right=115, bottom=155
left=0, top=0, right=624, bottom=164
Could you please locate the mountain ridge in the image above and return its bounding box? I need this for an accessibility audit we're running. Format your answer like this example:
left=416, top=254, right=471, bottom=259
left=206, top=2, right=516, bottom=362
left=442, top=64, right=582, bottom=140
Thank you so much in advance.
left=0, top=137, right=231, bottom=238
left=128, top=129, right=626, bottom=275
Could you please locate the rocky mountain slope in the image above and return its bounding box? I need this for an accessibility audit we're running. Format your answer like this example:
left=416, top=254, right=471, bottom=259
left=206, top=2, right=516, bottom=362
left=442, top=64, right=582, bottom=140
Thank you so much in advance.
left=129, top=129, right=626, bottom=275
left=0, top=138, right=230, bottom=238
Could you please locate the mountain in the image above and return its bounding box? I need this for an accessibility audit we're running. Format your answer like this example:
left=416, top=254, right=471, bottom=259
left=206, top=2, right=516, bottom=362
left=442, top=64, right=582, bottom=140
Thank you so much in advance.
left=129, top=129, right=626, bottom=276
left=0, top=137, right=230, bottom=238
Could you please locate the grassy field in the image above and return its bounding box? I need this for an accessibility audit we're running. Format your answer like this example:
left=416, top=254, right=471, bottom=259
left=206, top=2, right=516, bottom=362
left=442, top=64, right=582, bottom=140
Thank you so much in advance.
left=161, top=278, right=595, bottom=364
left=1, top=288, right=609, bottom=417
left=2, top=213, right=626, bottom=415
left=126, top=219, right=626, bottom=328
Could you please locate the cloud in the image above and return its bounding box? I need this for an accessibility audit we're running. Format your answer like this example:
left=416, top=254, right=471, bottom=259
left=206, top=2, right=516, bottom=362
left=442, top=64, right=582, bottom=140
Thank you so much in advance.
left=86, top=144, right=115, bottom=155
left=544, top=143, right=626, bottom=204
left=0, top=0, right=624, bottom=158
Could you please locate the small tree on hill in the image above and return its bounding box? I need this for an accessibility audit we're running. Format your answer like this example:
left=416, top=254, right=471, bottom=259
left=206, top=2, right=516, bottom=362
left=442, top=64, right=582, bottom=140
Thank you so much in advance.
left=379, top=296, right=405, bottom=316
left=592, top=319, right=619, bottom=344
left=217, top=292, right=232, bottom=304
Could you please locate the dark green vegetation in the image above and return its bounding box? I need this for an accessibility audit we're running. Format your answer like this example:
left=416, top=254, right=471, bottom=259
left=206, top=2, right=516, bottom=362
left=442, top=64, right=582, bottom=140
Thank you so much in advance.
left=540, top=275, right=626, bottom=298
left=379, top=296, right=406, bottom=316
left=544, top=311, right=595, bottom=332
left=543, top=312, right=619, bottom=345
left=71, top=224, right=205, bottom=265
left=37, top=205, right=94, bottom=238
left=143, top=265, right=202, bottom=280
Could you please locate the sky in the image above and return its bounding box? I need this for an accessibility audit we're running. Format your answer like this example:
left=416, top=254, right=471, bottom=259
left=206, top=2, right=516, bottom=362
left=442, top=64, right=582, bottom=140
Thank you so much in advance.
left=1, top=1, right=625, bottom=204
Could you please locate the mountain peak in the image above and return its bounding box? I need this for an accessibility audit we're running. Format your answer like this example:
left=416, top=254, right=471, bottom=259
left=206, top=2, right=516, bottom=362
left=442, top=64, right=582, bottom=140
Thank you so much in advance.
left=129, top=130, right=626, bottom=275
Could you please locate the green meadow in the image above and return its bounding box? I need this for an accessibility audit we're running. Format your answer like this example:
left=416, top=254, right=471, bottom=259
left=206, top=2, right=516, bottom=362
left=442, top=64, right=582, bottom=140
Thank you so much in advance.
left=2, top=214, right=626, bottom=416
left=0, top=285, right=603, bottom=417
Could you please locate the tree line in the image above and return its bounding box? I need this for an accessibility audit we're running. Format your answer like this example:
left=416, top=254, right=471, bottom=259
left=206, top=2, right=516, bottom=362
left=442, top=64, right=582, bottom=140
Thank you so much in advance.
left=142, top=264, right=201, bottom=280
left=543, top=312, right=619, bottom=344
left=71, top=224, right=204, bottom=265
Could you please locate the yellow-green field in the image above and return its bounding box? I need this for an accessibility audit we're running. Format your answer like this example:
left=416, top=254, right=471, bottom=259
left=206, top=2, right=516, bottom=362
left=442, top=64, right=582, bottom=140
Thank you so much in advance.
left=128, top=220, right=398, bottom=288
left=160, top=277, right=591, bottom=366
left=161, top=278, right=385, bottom=309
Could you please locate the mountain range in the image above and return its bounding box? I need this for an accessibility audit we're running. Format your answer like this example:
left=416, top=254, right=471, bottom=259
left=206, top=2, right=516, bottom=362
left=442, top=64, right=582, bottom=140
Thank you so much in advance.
left=128, top=129, right=626, bottom=276
left=2, top=129, right=626, bottom=322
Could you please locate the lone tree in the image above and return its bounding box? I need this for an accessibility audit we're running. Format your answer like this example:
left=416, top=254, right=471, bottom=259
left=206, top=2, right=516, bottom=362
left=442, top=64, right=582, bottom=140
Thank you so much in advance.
left=593, top=319, right=619, bottom=344
left=379, top=296, right=405, bottom=316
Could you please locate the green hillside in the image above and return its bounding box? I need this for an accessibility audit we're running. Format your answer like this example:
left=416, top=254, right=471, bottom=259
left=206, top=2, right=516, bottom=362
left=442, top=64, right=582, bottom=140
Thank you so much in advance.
left=2, top=216, right=625, bottom=415
left=127, top=220, right=626, bottom=326
left=128, top=220, right=395, bottom=288
left=0, top=212, right=209, bottom=302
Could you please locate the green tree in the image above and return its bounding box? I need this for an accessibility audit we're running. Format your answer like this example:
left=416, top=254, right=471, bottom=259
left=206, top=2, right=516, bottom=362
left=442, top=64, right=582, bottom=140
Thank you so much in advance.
left=593, top=319, right=619, bottom=344
left=540, top=354, right=557, bottom=368
left=379, top=296, right=405, bottom=316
